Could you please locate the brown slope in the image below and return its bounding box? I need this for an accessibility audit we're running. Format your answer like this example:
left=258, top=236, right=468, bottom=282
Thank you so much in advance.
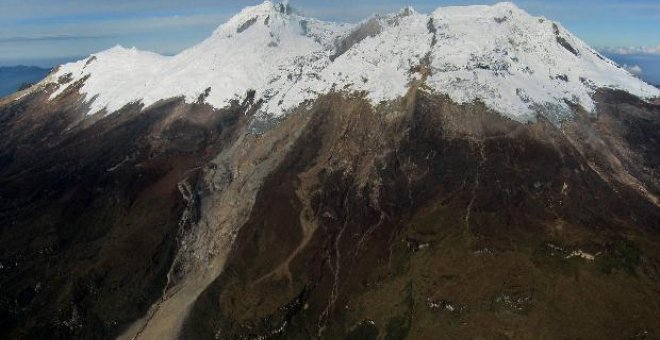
left=0, top=81, right=659, bottom=340
left=0, top=86, right=251, bottom=339
left=181, top=90, right=660, bottom=339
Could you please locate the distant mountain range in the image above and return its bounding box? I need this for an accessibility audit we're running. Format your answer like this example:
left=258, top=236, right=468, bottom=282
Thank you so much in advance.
left=0, top=66, right=50, bottom=97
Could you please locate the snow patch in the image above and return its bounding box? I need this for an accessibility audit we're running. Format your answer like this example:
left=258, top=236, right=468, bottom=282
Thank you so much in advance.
left=565, top=250, right=596, bottom=261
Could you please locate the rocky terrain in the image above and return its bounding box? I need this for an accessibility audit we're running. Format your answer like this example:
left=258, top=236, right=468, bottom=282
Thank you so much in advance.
left=1, top=2, right=659, bottom=339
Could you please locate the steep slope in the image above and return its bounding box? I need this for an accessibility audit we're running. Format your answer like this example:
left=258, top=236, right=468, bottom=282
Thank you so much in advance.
left=182, top=89, right=660, bottom=340
left=1, top=2, right=660, bottom=340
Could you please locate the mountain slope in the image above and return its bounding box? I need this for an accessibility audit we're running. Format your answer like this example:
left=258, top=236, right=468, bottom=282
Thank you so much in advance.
left=1, top=2, right=660, bottom=340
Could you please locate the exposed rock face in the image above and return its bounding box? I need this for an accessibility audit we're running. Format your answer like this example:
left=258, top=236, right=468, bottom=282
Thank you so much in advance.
left=1, top=2, right=660, bottom=340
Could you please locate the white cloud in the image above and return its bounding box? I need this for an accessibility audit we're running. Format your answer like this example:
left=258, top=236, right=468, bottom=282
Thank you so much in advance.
left=0, top=13, right=230, bottom=41
left=624, top=64, right=643, bottom=75
left=599, top=46, right=660, bottom=55
left=0, top=0, right=244, bottom=20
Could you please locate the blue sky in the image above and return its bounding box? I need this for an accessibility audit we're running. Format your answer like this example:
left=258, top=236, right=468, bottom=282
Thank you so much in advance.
left=1, top=0, right=659, bottom=82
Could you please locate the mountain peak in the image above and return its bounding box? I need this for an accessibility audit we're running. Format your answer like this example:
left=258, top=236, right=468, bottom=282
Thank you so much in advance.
left=433, top=1, right=525, bottom=19
left=95, top=45, right=148, bottom=56
left=214, top=1, right=299, bottom=36
left=494, top=1, right=521, bottom=10
left=399, top=6, right=417, bottom=16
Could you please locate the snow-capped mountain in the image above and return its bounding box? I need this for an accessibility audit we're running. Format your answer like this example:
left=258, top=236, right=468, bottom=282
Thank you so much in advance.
left=48, top=1, right=657, bottom=121
left=2, top=2, right=660, bottom=340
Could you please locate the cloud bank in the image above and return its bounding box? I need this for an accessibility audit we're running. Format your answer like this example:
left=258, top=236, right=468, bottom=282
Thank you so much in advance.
left=600, top=46, right=660, bottom=56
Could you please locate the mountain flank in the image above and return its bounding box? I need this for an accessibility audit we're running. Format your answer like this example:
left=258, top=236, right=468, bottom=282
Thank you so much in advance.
left=1, top=2, right=659, bottom=339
